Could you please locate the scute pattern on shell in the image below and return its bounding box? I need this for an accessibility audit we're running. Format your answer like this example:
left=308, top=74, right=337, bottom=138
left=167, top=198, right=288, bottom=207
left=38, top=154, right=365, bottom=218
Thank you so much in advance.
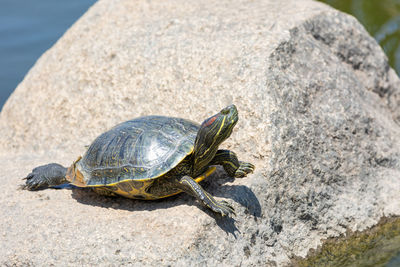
left=78, top=116, right=199, bottom=186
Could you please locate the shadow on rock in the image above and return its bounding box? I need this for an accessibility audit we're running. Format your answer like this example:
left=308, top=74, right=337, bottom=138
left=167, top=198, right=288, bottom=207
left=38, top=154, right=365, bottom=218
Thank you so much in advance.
left=70, top=186, right=187, bottom=212
left=228, top=185, right=262, bottom=218
left=50, top=171, right=260, bottom=236
left=201, top=173, right=262, bottom=218
left=215, top=215, right=240, bottom=238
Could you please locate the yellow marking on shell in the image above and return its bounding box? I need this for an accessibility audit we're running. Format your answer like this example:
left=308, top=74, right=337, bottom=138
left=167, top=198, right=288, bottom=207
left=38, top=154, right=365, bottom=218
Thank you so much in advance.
left=112, top=180, right=155, bottom=199
left=88, top=145, right=195, bottom=187
left=85, top=178, right=155, bottom=187
left=83, top=161, right=192, bottom=188
left=111, top=167, right=216, bottom=199
left=99, top=166, right=217, bottom=200
left=69, top=144, right=197, bottom=196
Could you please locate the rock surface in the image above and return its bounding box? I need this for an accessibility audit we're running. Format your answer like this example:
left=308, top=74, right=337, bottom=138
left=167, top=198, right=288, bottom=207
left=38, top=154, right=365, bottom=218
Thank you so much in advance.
left=1, top=0, right=399, bottom=265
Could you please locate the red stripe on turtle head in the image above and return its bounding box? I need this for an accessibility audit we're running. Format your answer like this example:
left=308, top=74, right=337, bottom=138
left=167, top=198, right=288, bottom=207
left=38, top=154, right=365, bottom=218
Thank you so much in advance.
left=203, top=115, right=218, bottom=127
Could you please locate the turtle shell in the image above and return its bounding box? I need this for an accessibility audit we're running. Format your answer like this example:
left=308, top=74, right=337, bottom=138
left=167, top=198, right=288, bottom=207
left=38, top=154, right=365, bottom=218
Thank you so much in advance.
left=77, top=116, right=199, bottom=186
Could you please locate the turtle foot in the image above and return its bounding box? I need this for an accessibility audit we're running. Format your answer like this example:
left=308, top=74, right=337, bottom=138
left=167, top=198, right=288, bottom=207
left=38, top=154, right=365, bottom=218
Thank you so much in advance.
left=204, top=191, right=235, bottom=216
left=22, top=163, right=68, bottom=190
left=178, top=175, right=236, bottom=216
left=214, top=200, right=236, bottom=217
left=234, top=161, right=255, bottom=178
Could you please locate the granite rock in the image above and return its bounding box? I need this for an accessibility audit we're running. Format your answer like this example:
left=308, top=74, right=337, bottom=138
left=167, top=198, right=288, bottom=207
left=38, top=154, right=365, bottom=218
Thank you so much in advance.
left=0, top=0, right=399, bottom=266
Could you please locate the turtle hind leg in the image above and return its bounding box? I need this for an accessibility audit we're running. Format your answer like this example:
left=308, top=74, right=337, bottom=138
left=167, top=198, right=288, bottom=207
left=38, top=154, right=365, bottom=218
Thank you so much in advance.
left=210, top=149, right=255, bottom=178
left=177, top=175, right=235, bottom=216
left=22, top=163, right=68, bottom=190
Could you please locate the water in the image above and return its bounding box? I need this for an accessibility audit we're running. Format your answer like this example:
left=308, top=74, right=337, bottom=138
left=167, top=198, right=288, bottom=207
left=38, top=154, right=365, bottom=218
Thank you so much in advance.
left=0, top=0, right=96, bottom=110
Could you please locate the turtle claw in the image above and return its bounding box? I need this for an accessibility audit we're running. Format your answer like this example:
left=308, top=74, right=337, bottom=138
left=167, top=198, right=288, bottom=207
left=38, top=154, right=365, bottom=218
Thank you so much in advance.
left=234, top=161, right=255, bottom=178
left=218, top=200, right=236, bottom=217
left=204, top=192, right=235, bottom=216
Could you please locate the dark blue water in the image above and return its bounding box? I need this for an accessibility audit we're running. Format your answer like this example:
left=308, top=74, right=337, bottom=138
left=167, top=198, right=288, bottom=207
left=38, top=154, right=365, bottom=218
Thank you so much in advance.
left=0, top=0, right=96, bottom=110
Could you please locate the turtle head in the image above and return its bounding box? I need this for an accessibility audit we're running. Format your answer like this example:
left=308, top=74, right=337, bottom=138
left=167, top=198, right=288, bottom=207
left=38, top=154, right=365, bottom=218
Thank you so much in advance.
left=193, top=105, right=238, bottom=173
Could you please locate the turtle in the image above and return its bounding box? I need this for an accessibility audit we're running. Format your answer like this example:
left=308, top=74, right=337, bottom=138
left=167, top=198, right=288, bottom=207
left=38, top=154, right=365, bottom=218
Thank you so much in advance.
left=23, top=104, right=254, bottom=216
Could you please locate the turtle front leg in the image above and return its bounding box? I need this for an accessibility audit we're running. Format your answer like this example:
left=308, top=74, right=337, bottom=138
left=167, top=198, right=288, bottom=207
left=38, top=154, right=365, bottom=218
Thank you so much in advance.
left=210, top=149, right=255, bottom=178
left=23, top=163, right=68, bottom=190
left=177, top=176, right=235, bottom=216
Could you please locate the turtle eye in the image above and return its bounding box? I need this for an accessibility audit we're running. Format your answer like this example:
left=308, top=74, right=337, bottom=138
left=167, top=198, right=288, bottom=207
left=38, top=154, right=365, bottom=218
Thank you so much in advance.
left=221, top=107, right=230, bottom=115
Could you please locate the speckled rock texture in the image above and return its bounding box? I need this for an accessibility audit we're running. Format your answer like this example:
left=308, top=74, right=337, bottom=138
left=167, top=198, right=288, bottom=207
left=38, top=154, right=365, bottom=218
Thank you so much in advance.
left=1, top=0, right=399, bottom=266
